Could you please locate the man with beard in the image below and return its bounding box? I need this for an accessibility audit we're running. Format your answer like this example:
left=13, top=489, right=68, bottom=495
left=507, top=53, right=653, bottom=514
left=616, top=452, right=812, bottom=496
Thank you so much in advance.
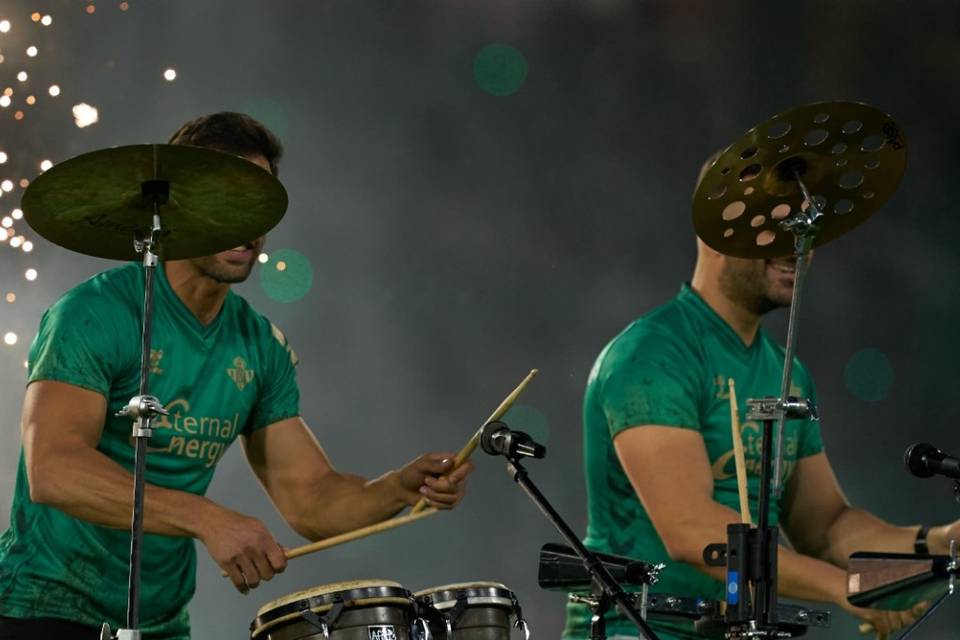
left=563, top=153, right=957, bottom=640
left=0, top=113, right=473, bottom=640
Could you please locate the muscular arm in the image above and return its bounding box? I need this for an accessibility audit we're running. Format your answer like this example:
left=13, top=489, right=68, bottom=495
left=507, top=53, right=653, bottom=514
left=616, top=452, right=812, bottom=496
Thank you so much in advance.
left=781, top=452, right=919, bottom=568
left=242, top=418, right=470, bottom=541
left=613, top=426, right=847, bottom=605
left=24, top=380, right=286, bottom=593
left=23, top=380, right=217, bottom=537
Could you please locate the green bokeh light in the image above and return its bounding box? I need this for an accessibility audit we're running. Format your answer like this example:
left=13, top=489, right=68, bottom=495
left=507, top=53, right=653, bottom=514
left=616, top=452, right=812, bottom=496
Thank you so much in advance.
left=473, top=43, right=528, bottom=96
left=502, top=403, right=550, bottom=445
left=260, top=248, right=313, bottom=303
left=239, top=97, right=288, bottom=140
left=844, top=348, right=894, bottom=401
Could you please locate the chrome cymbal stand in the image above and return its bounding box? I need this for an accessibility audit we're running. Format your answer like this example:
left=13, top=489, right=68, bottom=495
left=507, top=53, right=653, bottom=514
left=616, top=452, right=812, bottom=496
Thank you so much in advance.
left=108, top=179, right=171, bottom=640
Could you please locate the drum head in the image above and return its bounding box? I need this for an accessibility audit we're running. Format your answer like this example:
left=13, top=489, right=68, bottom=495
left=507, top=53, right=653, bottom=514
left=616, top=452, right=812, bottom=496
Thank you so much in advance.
left=252, top=579, right=412, bottom=638
left=414, top=582, right=516, bottom=610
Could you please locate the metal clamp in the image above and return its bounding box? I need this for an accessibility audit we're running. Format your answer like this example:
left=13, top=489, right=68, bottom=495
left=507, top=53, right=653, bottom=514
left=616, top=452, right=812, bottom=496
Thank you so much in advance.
left=746, top=397, right=817, bottom=422
left=413, top=617, right=432, bottom=640
left=115, top=630, right=142, bottom=640
left=117, top=395, right=168, bottom=438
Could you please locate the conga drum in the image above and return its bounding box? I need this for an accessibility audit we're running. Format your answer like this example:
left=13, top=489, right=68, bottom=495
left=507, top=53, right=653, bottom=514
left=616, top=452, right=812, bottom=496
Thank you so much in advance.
left=251, top=579, right=417, bottom=640
left=414, top=582, right=528, bottom=640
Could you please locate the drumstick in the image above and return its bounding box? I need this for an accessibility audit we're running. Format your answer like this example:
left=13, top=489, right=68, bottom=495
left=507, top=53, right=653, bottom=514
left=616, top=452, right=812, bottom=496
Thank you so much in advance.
left=221, top=508, right=441, bottom=576
left=410, top=368, right=539, bottom=514
left=729, top=379, right=752, bottom=526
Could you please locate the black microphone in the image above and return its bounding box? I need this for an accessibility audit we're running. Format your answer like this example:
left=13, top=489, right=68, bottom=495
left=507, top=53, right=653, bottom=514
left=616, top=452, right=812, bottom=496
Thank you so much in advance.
left=905, top=442, right=960, bottom=480
left=480, top=421, right=546, bottom=459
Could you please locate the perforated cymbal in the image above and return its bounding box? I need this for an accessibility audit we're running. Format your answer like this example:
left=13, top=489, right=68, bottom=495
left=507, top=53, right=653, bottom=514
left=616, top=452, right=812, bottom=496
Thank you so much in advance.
left=21, top=144, right=288, bottom=261
left=692, top=102, right=906, bottom=259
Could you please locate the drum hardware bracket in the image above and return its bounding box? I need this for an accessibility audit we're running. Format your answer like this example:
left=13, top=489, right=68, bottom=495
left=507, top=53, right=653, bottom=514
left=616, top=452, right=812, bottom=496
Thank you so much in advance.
left=485, top=433, right=659, bottom=640
left=117, top=395, right=168, bottom=438
left=745, top=397, right=818, bottom=423
left=297, top=598, right=345, bottom=638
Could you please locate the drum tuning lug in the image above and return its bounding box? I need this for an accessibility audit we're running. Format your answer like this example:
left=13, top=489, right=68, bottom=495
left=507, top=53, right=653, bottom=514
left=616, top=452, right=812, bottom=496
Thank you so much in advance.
left=414, top=617, right=431, bottom=640
left=514, top=618, right=530, bottom=640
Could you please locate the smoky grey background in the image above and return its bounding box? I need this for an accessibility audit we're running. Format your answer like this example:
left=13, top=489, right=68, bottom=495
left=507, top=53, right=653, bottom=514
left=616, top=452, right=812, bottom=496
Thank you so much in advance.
left=1, top=0, right=959, bottom=638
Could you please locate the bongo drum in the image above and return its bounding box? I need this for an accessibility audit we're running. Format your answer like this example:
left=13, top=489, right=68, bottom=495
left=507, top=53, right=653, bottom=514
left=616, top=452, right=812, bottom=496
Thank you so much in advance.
left=414, top=582, right=528, bottom=640
left=251, top=579, right=418, bottom=640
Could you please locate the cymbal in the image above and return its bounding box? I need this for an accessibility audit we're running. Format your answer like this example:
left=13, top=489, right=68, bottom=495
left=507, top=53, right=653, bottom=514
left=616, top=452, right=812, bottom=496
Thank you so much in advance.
left=692, top=101, right=907, bottom=259
left=21, top=144, right=288, bottom=261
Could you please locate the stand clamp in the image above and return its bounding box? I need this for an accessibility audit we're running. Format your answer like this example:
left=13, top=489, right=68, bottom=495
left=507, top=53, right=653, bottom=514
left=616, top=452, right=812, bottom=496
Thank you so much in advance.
left=117, top=395, right=168, bottom=438
left=746, top=397, right=818, bottom=423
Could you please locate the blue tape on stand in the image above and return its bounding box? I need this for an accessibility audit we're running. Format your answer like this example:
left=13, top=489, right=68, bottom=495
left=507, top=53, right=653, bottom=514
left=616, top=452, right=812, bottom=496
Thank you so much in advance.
left=727, top=571, right=740, bottom=605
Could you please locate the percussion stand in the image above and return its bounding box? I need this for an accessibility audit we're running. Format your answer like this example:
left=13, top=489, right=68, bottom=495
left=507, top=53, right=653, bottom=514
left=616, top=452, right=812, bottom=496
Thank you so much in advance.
left=706, top=170, right=822, bottom=639
left=483, top=422, right=661, bottom=640
left=107, top=180, right=172, bottom=640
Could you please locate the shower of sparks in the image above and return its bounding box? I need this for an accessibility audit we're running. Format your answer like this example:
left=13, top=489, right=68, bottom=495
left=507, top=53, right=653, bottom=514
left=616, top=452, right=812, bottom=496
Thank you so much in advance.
left=72, top=102, right=99, bottom=127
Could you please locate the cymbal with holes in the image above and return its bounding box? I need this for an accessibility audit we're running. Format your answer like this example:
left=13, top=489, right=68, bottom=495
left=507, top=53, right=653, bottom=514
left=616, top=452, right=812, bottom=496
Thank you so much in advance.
left=692, top=101, right=906, bottom=259
left=21, top=144, right=288, bottom=261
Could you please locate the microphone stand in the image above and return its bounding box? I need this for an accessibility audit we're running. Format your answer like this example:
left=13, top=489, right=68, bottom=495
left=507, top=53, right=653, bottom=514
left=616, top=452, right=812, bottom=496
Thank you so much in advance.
left=484, top=422, right=660, bottom=640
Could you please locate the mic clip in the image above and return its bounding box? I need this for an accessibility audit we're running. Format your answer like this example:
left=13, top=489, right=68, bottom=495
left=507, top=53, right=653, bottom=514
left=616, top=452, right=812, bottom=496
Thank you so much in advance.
left=480, top=421, right=547, bottom=460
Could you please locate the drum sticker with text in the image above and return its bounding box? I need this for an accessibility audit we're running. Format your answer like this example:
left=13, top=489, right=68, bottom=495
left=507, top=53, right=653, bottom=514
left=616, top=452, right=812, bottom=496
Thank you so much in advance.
left=368, top=626, right=397, bottom=640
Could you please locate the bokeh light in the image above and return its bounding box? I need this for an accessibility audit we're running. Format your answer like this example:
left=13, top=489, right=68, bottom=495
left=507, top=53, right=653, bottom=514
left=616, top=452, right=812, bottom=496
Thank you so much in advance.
left=40, top=15, right=52, bottom=26
left=3, top=332, right=17, bottom=346
left=0, top=152, right=6, bottom=164
left=39, top=160, right=52, bottom=172
left=72, top=103, right=99, bottom=128
left=0, top=96, right=10, bottom=108
left=21, top=240, right=33, bottom=252
left=26, top=46, right=37, bottom=58
left=257, top=253, right=269, bottom=264
left=844, top=348, right=894, bottom=401
left=0, top=20, right=10, bottom=33
left=24, top=268, right=37, bottom=281
left=25, top=95, right=35, bottom=105
left=163, top=68, right=177, bottom=81
left=9, top=236, right=22, bottom=248
left=259, top=248, right=314, bottom=303
left=473, top=43, right=528, bottom=96
left=48, top=85, right=60, bottom=97
left=16, top=71, right=27, bottom=82
left=4, top=293, right=14, bottom=303
left=30, top=13, right=40, bottom=22
left=0, top=180, right=12, bottom=192
left=11, top=208, right=22, bottom=220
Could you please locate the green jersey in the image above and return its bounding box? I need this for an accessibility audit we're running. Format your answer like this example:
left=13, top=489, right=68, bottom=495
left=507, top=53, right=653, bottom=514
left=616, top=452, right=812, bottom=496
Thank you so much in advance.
left=0, top=263, right=300, bottom=639
left=564, top=284, right=823, bottom=640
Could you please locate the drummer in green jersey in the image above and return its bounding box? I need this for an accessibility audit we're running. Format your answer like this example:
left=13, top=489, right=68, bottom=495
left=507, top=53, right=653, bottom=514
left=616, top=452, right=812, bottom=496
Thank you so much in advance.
left=0, top=113, right=474, bottom=640
left=564, top=153, right=960, bottom=640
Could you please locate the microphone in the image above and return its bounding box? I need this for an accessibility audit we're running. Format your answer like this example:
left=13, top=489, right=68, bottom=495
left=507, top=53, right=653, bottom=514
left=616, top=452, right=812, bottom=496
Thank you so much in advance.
left=480, top=421, right=546, bottom=459
left=905, top=443, right=960, bottom=480
left=538, top=542, right=659, bottom=590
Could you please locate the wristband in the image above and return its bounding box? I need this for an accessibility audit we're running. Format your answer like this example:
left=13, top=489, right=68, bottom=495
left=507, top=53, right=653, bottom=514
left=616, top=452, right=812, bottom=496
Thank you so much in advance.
left=914, top=524, right=931, bottom=555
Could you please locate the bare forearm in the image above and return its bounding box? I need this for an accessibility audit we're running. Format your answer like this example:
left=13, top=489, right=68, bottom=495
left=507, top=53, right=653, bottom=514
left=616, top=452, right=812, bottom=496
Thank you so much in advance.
left=663, top=501, right=847, bottom=606
left=283, top=470, right=408, bottom=540
left=29, top=446, right=218, bottom=538
left=822, top=507, right=917, bottom=567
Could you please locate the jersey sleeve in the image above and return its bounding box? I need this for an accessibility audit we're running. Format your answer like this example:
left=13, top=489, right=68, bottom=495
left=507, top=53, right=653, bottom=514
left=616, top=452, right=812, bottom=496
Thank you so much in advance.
left=27, top=292, right=132, bottom=397
left=245, top=322, right=301, bottom=434
left=596, top=325, right=704, bottom=438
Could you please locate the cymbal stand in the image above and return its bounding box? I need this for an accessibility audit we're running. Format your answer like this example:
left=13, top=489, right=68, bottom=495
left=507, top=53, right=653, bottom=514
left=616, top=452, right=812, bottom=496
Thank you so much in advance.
left=705, top=171, right=823, bottom=639
left=896, top=540, right=957, bottom=640
left=109, top=179, right=171, bottom=640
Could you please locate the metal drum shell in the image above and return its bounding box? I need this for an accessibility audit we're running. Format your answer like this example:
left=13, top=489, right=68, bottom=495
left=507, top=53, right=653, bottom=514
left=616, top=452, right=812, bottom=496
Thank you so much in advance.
left=414, top=582, right=520, bottom=640
left=252, top=580, right=415, bottom=640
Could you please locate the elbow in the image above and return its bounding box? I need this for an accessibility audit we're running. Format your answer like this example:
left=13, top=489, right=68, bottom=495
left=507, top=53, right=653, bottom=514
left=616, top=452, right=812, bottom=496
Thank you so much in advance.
left=26, top=460, right=58, bottom=506
left=660, top=530, right=712, bottom=567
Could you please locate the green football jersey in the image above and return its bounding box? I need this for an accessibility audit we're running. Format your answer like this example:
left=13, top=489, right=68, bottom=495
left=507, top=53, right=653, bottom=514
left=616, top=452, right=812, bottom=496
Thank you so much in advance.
left=564, top=284, right=823, bottom=640
left=0, top=262, right=300, bottom=639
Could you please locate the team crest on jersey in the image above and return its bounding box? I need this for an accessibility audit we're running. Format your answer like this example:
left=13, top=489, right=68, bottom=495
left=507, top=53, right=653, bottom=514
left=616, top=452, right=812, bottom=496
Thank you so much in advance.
left=227, top=357, right=255, bottom=391
left=150, top=349, right=164, bottom=376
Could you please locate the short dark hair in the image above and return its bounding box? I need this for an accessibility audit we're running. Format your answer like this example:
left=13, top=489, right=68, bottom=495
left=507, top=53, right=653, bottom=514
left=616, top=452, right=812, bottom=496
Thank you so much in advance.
left=168, top=112, right=283, bottom=176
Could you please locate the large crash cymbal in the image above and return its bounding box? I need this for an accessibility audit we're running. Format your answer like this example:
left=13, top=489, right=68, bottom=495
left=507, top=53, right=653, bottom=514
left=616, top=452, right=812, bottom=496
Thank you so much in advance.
left=692, top=101, right=906, bottom=259
left=21, top=144, right=288, bottom=261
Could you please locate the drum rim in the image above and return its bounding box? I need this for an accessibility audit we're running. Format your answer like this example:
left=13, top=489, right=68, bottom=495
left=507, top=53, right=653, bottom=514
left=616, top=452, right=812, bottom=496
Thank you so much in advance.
left=414, top=582, right=516, bottom=609
left=252, top=580, right=413, bottom=638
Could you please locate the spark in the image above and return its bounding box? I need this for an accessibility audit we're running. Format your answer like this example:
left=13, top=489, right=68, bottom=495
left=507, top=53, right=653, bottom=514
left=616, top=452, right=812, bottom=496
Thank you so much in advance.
left=30, top=13, right=40, bottom=22
left=163, top=68, right=177, bottom=81
left=25, top=95, right=35, bottom=105
left=11, top=208, right=22, bottom=219
left=48, top=85, right=60, bottom=97
left=0, top=229, right=7, bottom=241
left=0, top=152, right=6, bottom=163
left=0, top=20, right=10, bottom=33
left=41, top=15, right=52, bottom=26
left=21, top=240, right=32, bottom=252
left=72, top=103, right=98, bottom=128
left=9, top=236, right=21, bottom=248
left=0, top=180, right=12, bottom=192
left=0, top=216, right=10, bottom=227
left=258, top=253, right=269, bottom=263
left=24, top=268, right=36, bottom=281
left=26, top=46, right=37, bottom=58
left=16, top=71, right=27, bottom=82
left=276, top=261, right=287, bottom=272
left=39, top=160, right=52, bottom=171
left=4, top=293, right=14, bottom=303
left=3, top=332, right=17, bottom=346
left=0, top=96, right=10, bottom=108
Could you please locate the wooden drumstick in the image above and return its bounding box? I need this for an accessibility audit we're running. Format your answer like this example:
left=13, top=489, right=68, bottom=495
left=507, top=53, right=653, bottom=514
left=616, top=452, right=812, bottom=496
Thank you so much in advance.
left=410, top=368, right=539, bottom=514
left=221, top=508, right=441, bottom=576
left=729, top=379, right=752, bottom=526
